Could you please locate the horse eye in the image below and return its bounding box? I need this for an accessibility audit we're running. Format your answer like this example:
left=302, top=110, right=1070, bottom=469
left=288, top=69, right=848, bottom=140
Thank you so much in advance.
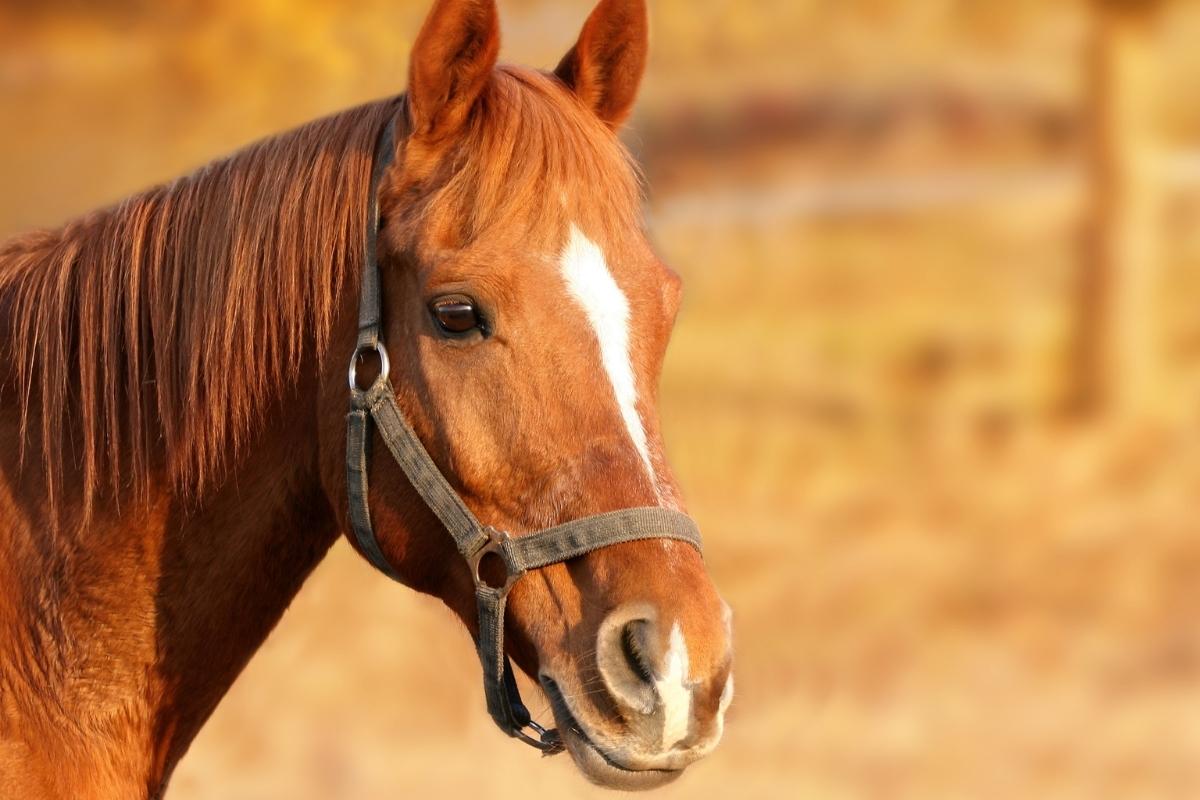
left=431, top=298, right=481, bottom=334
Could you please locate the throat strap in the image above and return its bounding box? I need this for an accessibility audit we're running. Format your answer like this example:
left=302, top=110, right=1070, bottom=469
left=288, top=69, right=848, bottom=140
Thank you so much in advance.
left=345, top=112, right=703, bottom=755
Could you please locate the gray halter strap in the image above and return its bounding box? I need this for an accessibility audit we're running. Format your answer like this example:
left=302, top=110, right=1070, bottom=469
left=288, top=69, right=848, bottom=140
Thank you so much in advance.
left=345, top=113, right=702, bottom=753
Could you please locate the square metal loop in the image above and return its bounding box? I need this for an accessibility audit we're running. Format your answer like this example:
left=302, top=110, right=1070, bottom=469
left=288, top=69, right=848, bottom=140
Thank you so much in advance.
left=469, top=526, right=523, bottom=595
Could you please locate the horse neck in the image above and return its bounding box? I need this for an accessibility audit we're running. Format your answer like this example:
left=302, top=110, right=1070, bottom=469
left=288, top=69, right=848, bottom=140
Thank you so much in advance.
left=146, top=380, right=343, bottom=777
left=0, top=331, right=341, bottom=795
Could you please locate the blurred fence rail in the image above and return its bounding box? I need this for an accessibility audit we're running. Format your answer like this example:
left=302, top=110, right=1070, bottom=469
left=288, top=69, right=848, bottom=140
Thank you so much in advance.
left=652, top=150, right=1200, bottom=222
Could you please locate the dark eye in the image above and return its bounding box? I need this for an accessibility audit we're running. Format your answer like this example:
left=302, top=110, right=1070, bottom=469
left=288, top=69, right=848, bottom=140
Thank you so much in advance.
left=430, top=296, right=482, bottom=335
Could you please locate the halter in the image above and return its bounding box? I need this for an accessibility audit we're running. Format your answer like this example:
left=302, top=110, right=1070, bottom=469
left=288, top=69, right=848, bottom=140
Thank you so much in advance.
left=345, top=114, right=703, bottom=753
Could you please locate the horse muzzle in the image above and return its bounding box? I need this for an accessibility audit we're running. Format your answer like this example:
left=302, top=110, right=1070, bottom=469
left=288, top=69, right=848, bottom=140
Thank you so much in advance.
left=537, top=603, right=735, bottom=790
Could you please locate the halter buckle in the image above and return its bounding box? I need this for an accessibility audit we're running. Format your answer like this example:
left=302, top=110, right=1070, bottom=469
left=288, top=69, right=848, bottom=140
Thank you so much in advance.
left=469, top=526, right=523, bottom=597
left=514, top=719, right=565, bottom=755
left=348, top=340, right=390, bottom=393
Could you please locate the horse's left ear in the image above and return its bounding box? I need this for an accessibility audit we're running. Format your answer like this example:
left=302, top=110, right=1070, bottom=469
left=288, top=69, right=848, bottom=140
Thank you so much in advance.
left=554, top=0, right=648, bottom=129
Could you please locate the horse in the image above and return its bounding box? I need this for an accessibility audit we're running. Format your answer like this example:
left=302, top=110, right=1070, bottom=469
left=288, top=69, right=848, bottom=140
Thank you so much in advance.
left=0, top=0, right=733, bottom=796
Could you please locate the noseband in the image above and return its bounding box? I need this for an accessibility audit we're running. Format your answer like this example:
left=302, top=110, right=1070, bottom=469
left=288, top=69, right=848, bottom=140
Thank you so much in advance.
left=345, top=115, right=703, bottom=753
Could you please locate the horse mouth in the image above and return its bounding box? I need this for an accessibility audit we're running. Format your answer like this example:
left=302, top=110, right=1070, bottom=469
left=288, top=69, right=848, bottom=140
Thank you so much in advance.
left=539, top=676, right=683, bottom=791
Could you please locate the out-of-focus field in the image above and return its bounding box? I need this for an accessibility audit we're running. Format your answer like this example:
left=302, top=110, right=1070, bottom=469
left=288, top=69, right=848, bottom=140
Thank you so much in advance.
left=6, top=1, right=1200, bottom=798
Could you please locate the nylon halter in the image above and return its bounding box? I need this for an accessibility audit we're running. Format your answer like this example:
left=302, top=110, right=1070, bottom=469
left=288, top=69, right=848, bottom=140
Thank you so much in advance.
left=345, top=114, right=703, bottom=753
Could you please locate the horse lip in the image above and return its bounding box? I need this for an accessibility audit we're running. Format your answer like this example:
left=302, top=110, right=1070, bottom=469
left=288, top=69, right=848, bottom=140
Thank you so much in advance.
left=539, top=675, right=683, bottom=790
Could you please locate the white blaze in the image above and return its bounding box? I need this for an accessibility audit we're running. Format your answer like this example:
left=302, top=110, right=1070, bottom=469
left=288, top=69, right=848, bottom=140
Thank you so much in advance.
left=559, top=224, right=657, bottom=488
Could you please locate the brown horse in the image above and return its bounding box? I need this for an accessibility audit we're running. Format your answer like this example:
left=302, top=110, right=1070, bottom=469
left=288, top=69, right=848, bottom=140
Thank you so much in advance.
left=0, top=0, right=733, bottom=796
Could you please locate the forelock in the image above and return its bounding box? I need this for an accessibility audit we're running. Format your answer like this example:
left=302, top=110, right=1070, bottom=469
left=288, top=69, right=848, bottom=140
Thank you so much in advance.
left=419, top=65, right=644, bottom=246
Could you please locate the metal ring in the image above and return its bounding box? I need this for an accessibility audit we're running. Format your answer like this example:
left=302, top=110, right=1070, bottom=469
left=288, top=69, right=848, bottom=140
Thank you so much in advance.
left=515, top=721, right=564, bottom=755
left=469, top=527, right=523, bottom=597
left=348, top=341, right=390, bottom=393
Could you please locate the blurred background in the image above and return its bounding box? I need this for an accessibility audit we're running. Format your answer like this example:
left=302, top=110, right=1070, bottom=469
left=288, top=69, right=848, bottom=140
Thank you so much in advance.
left=4, top=0, right=1200, bottom=797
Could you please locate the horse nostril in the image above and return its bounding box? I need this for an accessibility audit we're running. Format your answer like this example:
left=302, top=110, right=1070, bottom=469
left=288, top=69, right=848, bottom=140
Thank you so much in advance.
left=596, top=607, right=661, bottom=716
left=620, top=619, right=656, bottom=685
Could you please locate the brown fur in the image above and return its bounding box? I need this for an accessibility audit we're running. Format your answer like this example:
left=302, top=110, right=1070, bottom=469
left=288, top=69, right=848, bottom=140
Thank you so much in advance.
left=0, top=2, right=731, bottom=796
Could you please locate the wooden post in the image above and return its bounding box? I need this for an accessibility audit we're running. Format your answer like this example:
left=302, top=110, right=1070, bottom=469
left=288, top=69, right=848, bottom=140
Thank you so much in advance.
left=1076, top=0, right=1164, bottom=418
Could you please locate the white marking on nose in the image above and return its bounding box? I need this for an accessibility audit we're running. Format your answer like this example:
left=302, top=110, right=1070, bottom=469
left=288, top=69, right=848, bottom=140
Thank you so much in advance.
left=559, top=225, right=658, bottom=492
left=718, top=673, right=734, bottom=715
left=697, top=673, right=733, bottom=751
left=655, top=623, right=693, bottom=749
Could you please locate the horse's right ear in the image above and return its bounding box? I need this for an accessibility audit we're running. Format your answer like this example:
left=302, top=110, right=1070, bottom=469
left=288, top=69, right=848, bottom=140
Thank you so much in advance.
left=407, top=0, right=500, bottom=141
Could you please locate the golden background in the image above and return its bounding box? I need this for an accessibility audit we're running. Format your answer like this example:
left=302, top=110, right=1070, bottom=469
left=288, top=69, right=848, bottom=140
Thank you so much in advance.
left=4, top=1, right=1200, bottom=797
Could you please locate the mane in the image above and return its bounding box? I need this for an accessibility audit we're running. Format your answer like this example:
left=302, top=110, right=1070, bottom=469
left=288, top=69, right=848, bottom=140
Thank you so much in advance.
left=0, top=66, right=644, bottom=522
left=0, top=98, right=398, bottom=516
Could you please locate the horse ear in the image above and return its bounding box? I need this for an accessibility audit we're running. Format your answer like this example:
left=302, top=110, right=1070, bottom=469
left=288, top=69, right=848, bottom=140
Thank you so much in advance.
left=408, top=0, right=500, bottom=140
left=554, top=0, right=648, bottom=129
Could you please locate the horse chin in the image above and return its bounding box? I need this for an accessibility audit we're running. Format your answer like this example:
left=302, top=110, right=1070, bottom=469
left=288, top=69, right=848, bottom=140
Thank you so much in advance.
left=558, top=725, right=683, bottom=791
left=541, top=677, right=683, bottom=791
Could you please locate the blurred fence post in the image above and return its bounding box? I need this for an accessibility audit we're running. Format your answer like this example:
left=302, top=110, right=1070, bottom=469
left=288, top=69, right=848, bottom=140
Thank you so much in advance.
left=1076, top=0, right=1164, bottom=418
